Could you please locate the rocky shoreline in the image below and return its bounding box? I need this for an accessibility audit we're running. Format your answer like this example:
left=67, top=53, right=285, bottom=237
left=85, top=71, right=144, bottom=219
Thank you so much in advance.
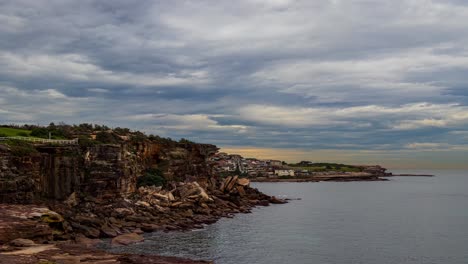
left=388, top=174, right=434, bottom=177
left=0, top=176, right=286, bottom=263
left=251, top=174, right=388, bottom=182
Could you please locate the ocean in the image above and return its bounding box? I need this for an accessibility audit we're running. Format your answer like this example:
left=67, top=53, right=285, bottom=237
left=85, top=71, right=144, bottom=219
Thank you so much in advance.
left=104, top=170, right=468, bottom=264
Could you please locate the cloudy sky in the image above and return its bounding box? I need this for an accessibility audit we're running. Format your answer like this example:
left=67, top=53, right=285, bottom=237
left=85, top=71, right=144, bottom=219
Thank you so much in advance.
left=1, top=0, right=468, bottom=168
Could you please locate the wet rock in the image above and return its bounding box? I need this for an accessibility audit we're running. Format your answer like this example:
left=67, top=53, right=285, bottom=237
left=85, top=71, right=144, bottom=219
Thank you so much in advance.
left=75, top=234, right=102, bottom=248
left=100, top=225, right=118, bottom=238
left=70, top=222, right=100, bottom=238
left=132, top=228, right=144, bottom=235
left=270, top=196, right=287, bottom=204
left=111, top=233, right=144, bottom=246
left=140, top=223, right=161, bottom=232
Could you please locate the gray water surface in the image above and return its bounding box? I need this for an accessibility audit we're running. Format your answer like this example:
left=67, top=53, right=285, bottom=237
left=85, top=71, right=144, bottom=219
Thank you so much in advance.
left=105, top=170, right=468, bottom=264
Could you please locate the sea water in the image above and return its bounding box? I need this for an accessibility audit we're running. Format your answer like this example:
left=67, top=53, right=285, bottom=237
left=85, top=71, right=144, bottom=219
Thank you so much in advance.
left=105, top=170, right=468, bottom=264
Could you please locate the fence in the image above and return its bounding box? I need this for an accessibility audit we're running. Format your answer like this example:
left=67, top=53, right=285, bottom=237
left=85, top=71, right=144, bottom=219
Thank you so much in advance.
left=0, top=136, right=79, bottom=145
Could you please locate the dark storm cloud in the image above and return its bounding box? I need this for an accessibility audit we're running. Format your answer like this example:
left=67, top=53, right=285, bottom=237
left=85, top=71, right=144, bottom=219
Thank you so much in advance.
left=1, top=0, right=468, bottom=157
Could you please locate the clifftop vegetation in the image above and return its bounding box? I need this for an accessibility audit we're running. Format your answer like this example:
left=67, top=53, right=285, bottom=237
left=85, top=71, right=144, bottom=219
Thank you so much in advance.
left=0, top=123, right=201, bottom=147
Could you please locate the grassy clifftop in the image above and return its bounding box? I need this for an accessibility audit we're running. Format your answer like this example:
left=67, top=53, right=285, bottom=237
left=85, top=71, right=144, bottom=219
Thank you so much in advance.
left=0, top=127, right=32, bottom=137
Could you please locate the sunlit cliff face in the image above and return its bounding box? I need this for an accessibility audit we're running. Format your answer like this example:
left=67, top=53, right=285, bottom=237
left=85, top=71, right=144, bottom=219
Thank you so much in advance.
left=1, top=0, right=468, bottom=168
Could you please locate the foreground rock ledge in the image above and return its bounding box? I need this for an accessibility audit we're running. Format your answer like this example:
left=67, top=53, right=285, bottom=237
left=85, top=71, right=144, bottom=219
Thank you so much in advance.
left=0, top=177, right=286, bottom=263
left=0, top=242, right=212, bottom=264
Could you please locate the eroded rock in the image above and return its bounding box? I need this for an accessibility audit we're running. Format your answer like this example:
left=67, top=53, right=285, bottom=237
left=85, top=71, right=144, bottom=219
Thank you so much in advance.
left=111, top=233, right=144, bottom=246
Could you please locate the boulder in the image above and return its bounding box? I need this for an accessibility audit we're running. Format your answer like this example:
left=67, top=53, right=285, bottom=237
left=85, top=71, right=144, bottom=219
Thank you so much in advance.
left=111, top=233, right=144, bottom=246
left=75, top=234, right=102, bottom=248
left=8, top=238, right=36, bottom=247
left=171, top=201, right=183, bottom=207
left=270, top=196, right=286, bottom=204
left=64, top=192, right=79, bottom=207
left=135, top=201, right=151, bottom=207
left=100, top=225, right=118, bottom=238
left=194, top=182, right=213, bottom=202
left=236, top=185, right=246, bottom=196
left=114, top=208, right=134, bottom=216
left=70, top=222, right=101, bottom=238
left=179, top=183, right=199, bottom=199
left=167, top=192, right=175, bottom=201
left=74, top=215, right=103, bottom=227
left=237, top=178, right=250, bottom=187
left=220, top=176, right=231, bottom=192
left=41, top=211, right=64, bottom=223
left=140, top=223, right=161, bottom=232
left=228, top=176, right=239, bottom=191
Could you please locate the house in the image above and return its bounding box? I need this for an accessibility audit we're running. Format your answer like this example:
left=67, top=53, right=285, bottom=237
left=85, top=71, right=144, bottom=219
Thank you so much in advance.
left=275, top=169, right=295, bottom=177
left=269, top=160, right=283, bottom=166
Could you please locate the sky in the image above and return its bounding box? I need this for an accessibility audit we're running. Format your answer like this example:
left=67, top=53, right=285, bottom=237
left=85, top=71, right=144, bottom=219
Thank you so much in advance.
left=1, top=0, right=468, bottom=169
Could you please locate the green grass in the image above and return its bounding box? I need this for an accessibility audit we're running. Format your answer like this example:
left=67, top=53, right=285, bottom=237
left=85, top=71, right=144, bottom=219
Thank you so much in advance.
left=288, top=163, right=363, bottom=172
left=291, top=166, right=327, bottom=171
left=0, top=127, right=32, bottom=137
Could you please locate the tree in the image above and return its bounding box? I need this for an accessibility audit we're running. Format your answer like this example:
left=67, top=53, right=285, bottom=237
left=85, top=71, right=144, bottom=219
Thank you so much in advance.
left=30, top=127, right=49, bottom=138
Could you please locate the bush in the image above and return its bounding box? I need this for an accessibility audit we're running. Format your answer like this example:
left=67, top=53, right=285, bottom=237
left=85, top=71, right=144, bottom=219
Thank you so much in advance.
left=4, top=140, right=38, bottom=156
left=137, top=168, right=166, bottom=188
left=0, top=133, right=7, bottom=137
left=95, top=131, right=121, bottom=144
left=78, top=136, right=97, bottom=148
left=17, top=132, right=29, bottom=137
left=30, top=127, right=49, bottom=138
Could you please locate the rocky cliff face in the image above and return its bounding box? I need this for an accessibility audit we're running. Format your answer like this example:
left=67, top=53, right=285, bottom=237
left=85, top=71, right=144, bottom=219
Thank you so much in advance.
left=0, top=138, right=284, bottom=257
left=0, top=140, right=219, bottom=203
left=0, top=145, right=83, bottom=202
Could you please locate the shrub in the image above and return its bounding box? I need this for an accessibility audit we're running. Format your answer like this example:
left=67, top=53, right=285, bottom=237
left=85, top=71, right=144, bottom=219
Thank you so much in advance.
left=17, top=132, right=29, bottom=137
left=4, top=140, right=38, bottom=156
left=30, top=127, right=49, bottom=138
left=95, top=131, right=121, bottom=144
left=137, top=168, right=166, bottom=188
left=78, top=136, right=97, bottom=148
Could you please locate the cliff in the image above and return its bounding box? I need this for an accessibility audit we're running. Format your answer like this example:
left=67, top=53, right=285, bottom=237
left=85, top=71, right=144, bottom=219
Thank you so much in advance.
left=0, top=140, right=219, bottom=203
left=0, top=137, right=282, bottom=248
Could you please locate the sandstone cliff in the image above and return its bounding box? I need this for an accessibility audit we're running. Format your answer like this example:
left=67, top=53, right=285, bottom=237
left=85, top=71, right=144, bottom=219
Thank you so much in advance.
left=0, top=140, right=218, bottom=203
left=0, top=137, right=282, bottom=246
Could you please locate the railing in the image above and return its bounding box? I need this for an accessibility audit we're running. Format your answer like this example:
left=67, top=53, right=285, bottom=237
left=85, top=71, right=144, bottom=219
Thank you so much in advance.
left=0, top=136, right=79, bottom=145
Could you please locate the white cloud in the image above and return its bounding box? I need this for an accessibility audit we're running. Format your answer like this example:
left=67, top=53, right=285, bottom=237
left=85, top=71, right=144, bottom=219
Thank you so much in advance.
left=252, top=47, right=468, bottom=103
left=405, top=142, right=443, bottom=149
left=0, top=52, right=210, bottom=87
left=238, top=102, right=468, bottom=129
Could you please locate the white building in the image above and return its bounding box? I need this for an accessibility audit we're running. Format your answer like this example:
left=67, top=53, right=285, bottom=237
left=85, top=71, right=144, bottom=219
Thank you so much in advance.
left=275, top=169, right=295, bottom=177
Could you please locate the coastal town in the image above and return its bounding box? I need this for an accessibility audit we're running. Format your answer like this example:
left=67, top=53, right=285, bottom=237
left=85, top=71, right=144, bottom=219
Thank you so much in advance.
left=210, top=152, right=391, bottom=181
